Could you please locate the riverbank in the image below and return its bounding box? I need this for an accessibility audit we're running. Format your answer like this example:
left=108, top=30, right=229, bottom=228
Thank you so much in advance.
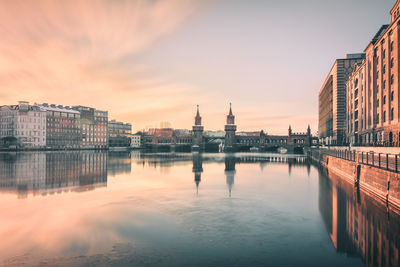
left=307, top=149, right=400, bottom=212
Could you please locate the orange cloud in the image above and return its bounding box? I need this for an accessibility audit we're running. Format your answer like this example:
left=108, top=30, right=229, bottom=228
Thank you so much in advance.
left=0, top=0, right=206, bottom=131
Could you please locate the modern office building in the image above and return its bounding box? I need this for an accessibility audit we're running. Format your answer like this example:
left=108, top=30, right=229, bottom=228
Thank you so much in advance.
left=108, top=119, right=132, bottom=147
left=38, top=103, right=81, bottom=149
left=318, top=54, right=365, bottom=145
left=73, top=106, right=108, bottom=149
left=0, top=101, right=46, bottom=148
left=346, top=0, right=400, bottom=146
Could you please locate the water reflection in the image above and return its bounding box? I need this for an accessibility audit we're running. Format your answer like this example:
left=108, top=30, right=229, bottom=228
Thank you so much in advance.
left=0, top=152, right=398, bottom=267
left=192, top=153, right=203, bottom=196
left=0, top=152, right=107, bottom=198
left=224, top=155, right=236, bottom=197
left=319, top=169, right=400, bottom=267
left=108, top=152, right=131, bottom=176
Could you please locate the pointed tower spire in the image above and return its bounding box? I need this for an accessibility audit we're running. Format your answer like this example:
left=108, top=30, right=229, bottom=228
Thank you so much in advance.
left=194, top=105, right=202, bottom=126
left=226, top=103, right=235, bottom=125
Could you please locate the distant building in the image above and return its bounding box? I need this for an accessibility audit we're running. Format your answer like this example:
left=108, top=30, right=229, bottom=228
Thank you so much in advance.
left=38, top=103, right=82, bottom=149
left=203, top=130, right=225, bottom=138
left=0, top=101, right=46, bottom=148
left=108, top=120, right=132, bottom=147
left=319, top=53, right=365, bottom=145
left=73, top=106, right=108, bottom=149
left=131, top=134, right=141, bottom=148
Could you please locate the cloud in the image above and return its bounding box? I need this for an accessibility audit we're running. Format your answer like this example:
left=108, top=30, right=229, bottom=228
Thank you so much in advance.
left=0, top=0, right=205, bottom=130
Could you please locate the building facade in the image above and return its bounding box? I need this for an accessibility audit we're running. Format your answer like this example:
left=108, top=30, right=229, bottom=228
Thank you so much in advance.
left=0, top=101, right=46, bottom=148
left=131, top=134, right=141, bottom=148
left=108, top=120, right=132, bottom=147
left=319, top=54, right=366, bottom=145
left=73, top=106, right=108, bottom=149
left=346, top=0, right=400, bottom=146
left=38, top=103, right=81, bottom=149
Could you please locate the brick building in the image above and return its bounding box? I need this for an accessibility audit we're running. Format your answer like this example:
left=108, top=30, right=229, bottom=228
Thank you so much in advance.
left=346, top=0, right=400, bottom=146
left=38, top=103, right=81, bottom=149
left=73, top=106, right=108, bottom=149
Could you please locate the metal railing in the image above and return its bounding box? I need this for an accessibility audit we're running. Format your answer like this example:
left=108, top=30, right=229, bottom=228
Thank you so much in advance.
left=309, top=149, right=400, bottom=173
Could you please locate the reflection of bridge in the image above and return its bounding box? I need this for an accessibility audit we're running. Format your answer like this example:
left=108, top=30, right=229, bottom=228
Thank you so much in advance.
left=142, top=104, right=313, bottom=153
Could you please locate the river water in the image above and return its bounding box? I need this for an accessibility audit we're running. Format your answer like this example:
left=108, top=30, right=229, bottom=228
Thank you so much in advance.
left=0, top=151, right=399, bottom=267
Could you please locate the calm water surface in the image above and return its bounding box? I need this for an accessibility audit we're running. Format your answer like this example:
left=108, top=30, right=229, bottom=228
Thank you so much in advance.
left=0, top=151, right=399, bottom=267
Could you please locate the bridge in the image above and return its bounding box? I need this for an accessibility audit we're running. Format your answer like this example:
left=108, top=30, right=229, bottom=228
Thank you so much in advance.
left=141, top=104, right=313, bottom=153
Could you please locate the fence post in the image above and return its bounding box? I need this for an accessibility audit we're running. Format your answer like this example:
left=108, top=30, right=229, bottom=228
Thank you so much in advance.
left=372, top=152, right=374, bottom=166
left=387, top=154, right=389, bottom=170
left=379, top=153, right=381, bottom=168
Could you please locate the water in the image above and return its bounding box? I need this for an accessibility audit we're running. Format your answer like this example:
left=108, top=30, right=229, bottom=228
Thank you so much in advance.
left=0, top=151, right=399, bottom=267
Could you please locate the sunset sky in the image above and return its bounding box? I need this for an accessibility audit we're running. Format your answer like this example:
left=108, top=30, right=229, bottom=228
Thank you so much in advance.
left=0, top=0, right=395, bottom=134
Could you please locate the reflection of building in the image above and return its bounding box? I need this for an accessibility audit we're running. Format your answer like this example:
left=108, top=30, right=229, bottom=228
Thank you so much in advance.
left=318, top=54, right=365, bottom=145
left=0, top=101, right=47, bottom=148
left=224, top=155, right=236, bottom=197
left=108, top=120, right=132, bottom=147
left=73, top=106, right=108, bottom=149
left=0, top=152, right=107, bottom=198
left=192, top=153, right=203, bottom=195
left=319, top=171, right=400, bottom=266
left=107, top=152, right=132, bottom=176
left=38, top=103, right=82, bottom=149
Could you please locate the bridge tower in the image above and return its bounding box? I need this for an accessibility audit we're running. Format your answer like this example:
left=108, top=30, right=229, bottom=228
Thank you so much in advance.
left=192, top=105, right=204, bottom=151
left=224, top=103, right=237, bottom=152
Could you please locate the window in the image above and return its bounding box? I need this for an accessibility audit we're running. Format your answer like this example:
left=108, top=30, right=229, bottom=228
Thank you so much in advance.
left=383, top=65, right=386, bottom=74
left=390, top=41, right=394, bottom=51
left=391, top=108, right=394, bottom=120
left=391, top=91, right=394, bottom=101
left=383, top=80, right=386, bottom=89
left=384, top=95, right=386, bottom=104
left=384, top=111, right=386, bottom=122
left=383, top=49, right=386, bottom=59
left=391, top=74, right=395, bottom=85
left=391, top=58, right=394, bottom=68
left=377, top=99, right=380, bottom=107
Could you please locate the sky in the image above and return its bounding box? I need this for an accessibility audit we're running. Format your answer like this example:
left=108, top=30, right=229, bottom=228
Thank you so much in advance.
left=0, top=0, right=396, bottom=134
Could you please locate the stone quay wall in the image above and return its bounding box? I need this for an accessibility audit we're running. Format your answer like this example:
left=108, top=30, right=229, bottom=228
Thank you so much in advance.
left=308, top=149, right=400, bottom=211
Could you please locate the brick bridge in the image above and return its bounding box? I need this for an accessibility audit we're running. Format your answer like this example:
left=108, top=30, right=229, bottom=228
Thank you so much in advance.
left=142, top=104, right=313, bottom=153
